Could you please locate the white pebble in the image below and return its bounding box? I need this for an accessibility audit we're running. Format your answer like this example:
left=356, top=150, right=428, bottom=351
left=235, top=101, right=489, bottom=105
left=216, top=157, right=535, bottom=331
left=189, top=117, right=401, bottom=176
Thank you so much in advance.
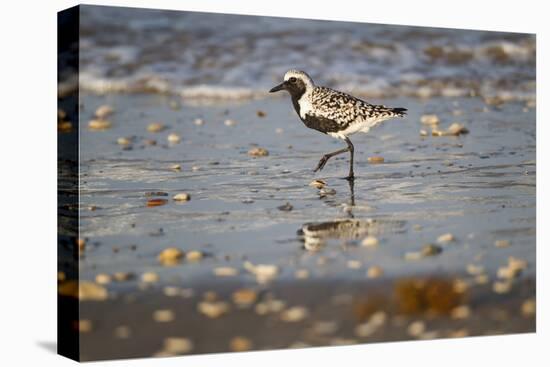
left=361, top=236, right=379, bottom=247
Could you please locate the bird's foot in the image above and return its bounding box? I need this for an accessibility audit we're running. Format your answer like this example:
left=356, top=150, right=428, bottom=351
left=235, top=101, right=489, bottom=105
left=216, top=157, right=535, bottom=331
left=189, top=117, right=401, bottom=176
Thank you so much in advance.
left=314, top=155, right=330, bottom=172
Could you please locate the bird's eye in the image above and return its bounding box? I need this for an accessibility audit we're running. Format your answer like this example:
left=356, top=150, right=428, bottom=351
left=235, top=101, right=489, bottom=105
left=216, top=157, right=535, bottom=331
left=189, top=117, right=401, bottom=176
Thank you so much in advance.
left=289, top=77, right=297, bottom=83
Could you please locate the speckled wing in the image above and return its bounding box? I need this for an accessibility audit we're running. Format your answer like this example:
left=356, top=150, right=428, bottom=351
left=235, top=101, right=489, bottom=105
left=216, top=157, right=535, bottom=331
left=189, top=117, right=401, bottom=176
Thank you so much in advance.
left=309, top=86, right=406, bottom=129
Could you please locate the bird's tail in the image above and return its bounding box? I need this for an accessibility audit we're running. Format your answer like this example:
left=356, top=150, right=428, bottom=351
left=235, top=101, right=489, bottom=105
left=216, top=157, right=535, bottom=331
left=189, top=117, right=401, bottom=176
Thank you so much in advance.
left=391, top=107, right=407, bottom=117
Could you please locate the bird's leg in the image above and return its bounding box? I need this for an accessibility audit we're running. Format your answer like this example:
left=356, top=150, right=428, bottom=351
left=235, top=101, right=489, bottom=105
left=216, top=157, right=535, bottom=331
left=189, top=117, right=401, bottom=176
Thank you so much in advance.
left=344, top=137, right=355, bottom=180
left=314, top=147, right=349, bottom=172
left=347, top=177, right=355, bottom=211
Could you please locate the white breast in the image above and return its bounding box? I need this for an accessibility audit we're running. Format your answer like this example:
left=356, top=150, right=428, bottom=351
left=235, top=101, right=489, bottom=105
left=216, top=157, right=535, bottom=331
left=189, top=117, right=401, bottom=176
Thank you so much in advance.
left=298, top=94, right=313, bottom=120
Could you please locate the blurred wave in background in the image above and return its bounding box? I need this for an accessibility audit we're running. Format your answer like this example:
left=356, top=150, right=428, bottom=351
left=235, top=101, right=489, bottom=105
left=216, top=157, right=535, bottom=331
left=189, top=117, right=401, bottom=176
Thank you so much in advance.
left=66, top=5, right=535, bottom=103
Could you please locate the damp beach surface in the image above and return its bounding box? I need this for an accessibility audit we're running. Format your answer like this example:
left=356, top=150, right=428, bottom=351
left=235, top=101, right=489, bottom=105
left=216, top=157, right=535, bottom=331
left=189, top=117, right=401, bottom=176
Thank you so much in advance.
left=57, top=5, right=536, bottom=361
left=64, top=93, right=536, bottom=360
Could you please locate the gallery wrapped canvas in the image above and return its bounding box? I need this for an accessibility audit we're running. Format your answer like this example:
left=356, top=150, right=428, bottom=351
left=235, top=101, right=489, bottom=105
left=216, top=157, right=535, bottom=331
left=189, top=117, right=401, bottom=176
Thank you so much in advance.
left=58, top=4, right=535, bottom=361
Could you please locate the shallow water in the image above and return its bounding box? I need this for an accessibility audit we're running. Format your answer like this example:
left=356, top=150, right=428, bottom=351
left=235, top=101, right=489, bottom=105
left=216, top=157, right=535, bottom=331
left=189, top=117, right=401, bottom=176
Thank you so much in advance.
left=77, top=93, right=535, bottom=286
left=68, top=92, right=536, bottom=359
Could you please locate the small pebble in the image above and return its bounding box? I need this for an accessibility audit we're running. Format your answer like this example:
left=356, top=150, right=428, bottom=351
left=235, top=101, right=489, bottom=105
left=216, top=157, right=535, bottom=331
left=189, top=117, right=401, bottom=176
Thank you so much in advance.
left=432, top=123, right=469, bottom=136
left=453, top=278, right=470, bottom=293
left=508, top=256, right=527, bottom=271
left=141, top=272, right=159, bottom=283
left=186, top=250, right=203, bottom=262
left=62, top=281, right=108, bottom=301
left=95, top=273, right=112, bottom=285
left=289, top=341, right=310, bottom=349
left=193, top=118, right=204, bottom=126
left=475, top=274, right=489, bottom=285
left=419, top=330, right=440, bottom=340
left=95, top=105, right=114, bottom=119
left=497, top=266, right=518, bottom=280
left=280, top=306, right=309, bottom=322
left=497, top=256, right=527, bottom=279
left=330, top=338, right=357, bottom=346
left=275, top=128, right=284, bottom=134
left=213, top=267, right=238, bottom=277
left=197, top=301, right=229, bottom=318
left=167, top=133, right=181, bottom=144
left=146, top=198, right=168, bottom=207
left=309, top=179, right=327, bottom=189
left=158, top=248, right=184, bottom=266
left=495, top=239, right=511, bottom=248
left=367, top=266, right=383, bottom=278
left=313, top=321, right=339, bottom=335
left=370, top=311, right=387, bottom=326
left=232, top=288, right=258, bottom=307
left=420, top=114, right=440, bottom=125
left=113, top=272, right=133, bottom=282
left=153, top=309, right=175, bottom=322
left=147, top=122, right=165, bottom=132
left=58, top=121, right=72, bottom=132
left=170, top=164, right=181, bottom=171
left=145, top=191, right=168, bottom=197
left=79, top=319, right=93, bottom=333
left=77, top=238, right=86, bottom=251
left=451, top=305, right=471, bottom=319
left=437, top=233, right=455, bottom=244
left=58, top=109, right=67, bottom=120
left=224, top=119, right=236, bottom=126
left=248, top=147, right=269, bottom=157
left=368, top=156, right=384, bottom=163
left=114, top=325, right=131, bottom=339
left=255, top=299, right=286, bottom=315
left=521, top=298, right=535, bottom=317
left=347, top=260, right=362, bottom=269
left=88, top=119, right=111, bottom=130
left=466, top=264, right=485, bottom=276
left=163, top=286, right=181, bottom=297
left=295, top=269, right=309, bottom=279
left=355, top=322, right=378, bottom=338
left=256, top=110, right=266, bottom=117
left=420, top=129, right=428, bottom=136
left=404, top=251, right=423, bottom=261
left=230, top=336, right=253, bottom=352
left=144, top=139, right=157, bottom=146
left=173, top=193, right=191, bottom=202
left=117, top=137, right=131, bottom=146
left=493, top=280, right=512, bottom=294
left=448, top=329, right=469, bottom=338
left=277, top=202, right=293, bottom=211
left=361, top=236, right=379, bottom=247
left=421, top=243, right=443, bottom=256
left=78, top=281, right=109, bottom=301
left=243, top=261, right=279, bottom=284
left=407, top=321, right=426, bottom=337
left=163, top=337, right=193, bottom=354
left=447, top=122, right=469, bottom=135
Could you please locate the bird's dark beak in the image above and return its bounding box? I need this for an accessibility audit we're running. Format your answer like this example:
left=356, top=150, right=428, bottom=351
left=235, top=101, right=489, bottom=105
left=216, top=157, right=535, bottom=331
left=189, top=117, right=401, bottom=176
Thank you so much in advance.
left=269, top=82, right=286, bottom=93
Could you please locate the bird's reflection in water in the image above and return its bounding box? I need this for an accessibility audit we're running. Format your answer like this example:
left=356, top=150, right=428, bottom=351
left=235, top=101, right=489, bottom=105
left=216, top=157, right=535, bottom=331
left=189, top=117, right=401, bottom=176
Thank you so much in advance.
left=300, top=179, right=405, bottom=251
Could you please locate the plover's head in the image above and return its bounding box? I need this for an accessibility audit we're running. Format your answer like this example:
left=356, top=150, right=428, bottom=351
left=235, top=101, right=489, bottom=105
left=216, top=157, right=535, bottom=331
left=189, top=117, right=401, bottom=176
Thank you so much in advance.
left=269, top=70, right=315, bottom=98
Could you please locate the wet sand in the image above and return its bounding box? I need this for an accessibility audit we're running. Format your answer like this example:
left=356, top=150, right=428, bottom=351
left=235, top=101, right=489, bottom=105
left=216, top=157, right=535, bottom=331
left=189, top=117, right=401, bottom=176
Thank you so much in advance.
left=59, top=93, right=535, bottom=360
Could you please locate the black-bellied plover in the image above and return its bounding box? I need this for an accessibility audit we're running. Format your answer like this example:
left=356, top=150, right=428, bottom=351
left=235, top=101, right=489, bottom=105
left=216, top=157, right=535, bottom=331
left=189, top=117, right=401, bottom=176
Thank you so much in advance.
left=270, top=70, right=407, bottom=180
